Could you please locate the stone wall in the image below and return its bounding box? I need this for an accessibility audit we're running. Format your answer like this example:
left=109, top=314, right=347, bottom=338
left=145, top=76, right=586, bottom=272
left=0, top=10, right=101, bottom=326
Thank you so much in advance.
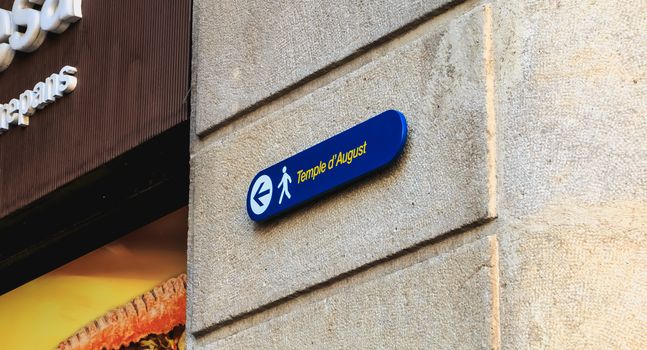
left=189, top=0, right=647, bottom=348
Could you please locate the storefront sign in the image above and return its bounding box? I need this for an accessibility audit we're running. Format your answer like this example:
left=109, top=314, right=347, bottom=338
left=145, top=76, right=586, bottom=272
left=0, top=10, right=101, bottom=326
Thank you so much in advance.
left=247, top=109, right=408, bottom=222
left=0, top=0, right=83, bottom=72
left=0, top=65, right=77, bottom=133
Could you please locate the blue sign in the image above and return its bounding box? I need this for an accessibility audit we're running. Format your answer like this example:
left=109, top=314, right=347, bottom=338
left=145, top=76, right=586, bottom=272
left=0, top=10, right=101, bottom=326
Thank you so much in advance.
left=247, top=109, right=408, bottom=222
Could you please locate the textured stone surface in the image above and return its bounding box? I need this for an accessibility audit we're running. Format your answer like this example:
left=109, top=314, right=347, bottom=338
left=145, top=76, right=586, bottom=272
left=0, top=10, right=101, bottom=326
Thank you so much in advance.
left=190, top=6, right=491, bottom=333
left=189, top=0, right=647, bottom=347
left=192, top=0, right=464, bottom=133
left=490, top=2, right=647, bottom=347
left=201, top=237, right=498, bottom=349
left=499, top=202, right=647, bottom=349
left=492, top=0, right=647, bottom=218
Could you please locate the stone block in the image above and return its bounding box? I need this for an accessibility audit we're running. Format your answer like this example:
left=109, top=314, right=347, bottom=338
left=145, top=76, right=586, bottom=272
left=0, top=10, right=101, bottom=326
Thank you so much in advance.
left=499, top=202, right=647, bottom=348
left=193, top=0, right=465, bottom=133
left=201, top=237, right=498, bottom=349
left=492, top=0, right=647, bottom=218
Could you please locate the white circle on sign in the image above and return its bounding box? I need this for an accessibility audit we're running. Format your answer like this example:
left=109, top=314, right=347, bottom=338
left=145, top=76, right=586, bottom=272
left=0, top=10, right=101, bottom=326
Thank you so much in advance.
left=249, top=175, right=273, bottom=215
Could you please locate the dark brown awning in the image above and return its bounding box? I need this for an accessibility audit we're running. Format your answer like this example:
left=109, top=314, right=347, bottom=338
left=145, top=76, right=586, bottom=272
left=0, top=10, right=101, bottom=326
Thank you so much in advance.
left=0, top=0, right=191, bottom=218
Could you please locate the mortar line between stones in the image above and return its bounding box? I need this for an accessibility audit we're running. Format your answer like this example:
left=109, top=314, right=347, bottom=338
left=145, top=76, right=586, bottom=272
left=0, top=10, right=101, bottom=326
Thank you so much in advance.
left=488, top=234, right=502, bottom=350
left=484, top=3, right=498, bottom=218
left=192, top=217, right=496, bottom=340
left=484, top=6, right=501, bottom=347
left=194, top=0, right=479, bottom=147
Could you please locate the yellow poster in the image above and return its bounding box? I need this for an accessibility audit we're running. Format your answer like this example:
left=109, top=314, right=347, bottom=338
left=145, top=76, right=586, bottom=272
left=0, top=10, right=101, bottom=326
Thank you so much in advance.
left=0, top=208, right=188, bottom=350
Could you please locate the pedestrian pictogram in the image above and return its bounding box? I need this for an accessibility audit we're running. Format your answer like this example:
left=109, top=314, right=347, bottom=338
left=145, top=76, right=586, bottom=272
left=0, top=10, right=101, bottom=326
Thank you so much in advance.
left=277, top=166, right=292, bottom=205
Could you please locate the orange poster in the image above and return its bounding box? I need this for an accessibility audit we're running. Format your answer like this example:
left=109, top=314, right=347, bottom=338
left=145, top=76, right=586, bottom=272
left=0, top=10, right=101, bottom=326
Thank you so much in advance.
left=0, top=208, right=188, bottom=350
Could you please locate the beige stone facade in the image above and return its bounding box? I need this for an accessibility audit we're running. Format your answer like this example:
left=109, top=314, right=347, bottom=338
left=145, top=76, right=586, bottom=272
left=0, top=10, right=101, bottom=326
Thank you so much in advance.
left=188, top=0, right=647, bottom=348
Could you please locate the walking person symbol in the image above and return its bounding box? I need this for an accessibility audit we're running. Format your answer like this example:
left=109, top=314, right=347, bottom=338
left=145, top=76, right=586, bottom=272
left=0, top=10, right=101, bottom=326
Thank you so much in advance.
left=277, top=166, right=292, bottom=205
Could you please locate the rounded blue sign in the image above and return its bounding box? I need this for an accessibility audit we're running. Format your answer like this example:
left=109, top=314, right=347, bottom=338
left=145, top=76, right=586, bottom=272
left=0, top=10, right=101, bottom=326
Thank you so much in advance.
left=247, top=109, right=407, bottom=222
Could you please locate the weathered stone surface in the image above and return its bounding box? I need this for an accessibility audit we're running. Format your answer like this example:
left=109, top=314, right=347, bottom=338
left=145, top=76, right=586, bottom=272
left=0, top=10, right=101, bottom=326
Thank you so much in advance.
left=201, top=237, right=498, bottom=349
left=492, top=0, right=647, bottom=219
left=189, top=5, right=491, bottom=333
left=192, top=0, right=465, bottom=133
left=188, top=0, right=647, bottom=347
left=499, top=202, right=647, bottom=349
left=490, top=2, right=647, bottom=346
